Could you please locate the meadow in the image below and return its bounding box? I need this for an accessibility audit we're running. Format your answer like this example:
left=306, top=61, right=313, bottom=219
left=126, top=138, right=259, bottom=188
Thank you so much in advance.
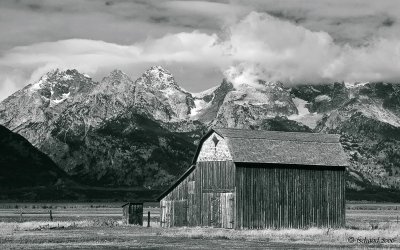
left=0, top=202, right=399, bottom=249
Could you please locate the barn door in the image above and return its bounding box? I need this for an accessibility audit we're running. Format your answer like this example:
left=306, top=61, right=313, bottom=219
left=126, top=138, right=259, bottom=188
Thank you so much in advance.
left=129, top=204, right=143, bottom=225
left=221, top=193, right=235, bottom=229
left=211, top=194, right=222, bottom=228
left=203, top=192, right=235, bottom=228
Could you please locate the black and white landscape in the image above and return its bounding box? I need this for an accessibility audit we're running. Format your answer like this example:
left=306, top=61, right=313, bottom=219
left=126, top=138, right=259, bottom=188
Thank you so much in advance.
left=1, top=0, right=400, bottom=248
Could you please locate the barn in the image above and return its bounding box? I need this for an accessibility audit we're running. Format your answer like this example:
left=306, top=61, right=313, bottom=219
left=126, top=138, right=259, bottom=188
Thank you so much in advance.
left=158, top=128, right=348, bottom=229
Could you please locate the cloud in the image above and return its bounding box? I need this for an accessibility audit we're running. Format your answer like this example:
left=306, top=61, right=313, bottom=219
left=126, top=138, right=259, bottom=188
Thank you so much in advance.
left=1, top=10, right=400, bottom=101
left=224, top=13, right=400, bottom=86
left=0, top=72, right=27, bottom=101
left=0, top=0, right=243, bottom=53
left=0, top=33, right=226, bottom=97
left=1, top=0, right=400, bottom=52
left=223, top=0, right=400, bottom=49
left=222, top=12, right=400, bottom=85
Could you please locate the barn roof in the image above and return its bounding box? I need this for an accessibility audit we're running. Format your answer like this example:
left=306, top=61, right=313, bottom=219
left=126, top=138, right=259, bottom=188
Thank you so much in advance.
left=121, top=202, right=143, bottom=207
left=193, top=128, right=349, bottom=167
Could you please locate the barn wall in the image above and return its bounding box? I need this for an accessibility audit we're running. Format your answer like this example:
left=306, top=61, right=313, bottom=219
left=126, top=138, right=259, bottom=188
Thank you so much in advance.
left=160, top=160, right=236, bottom=228
left=197, top=132, right=232, bottom=161
left=160, top=167, right=199, bottom=227
left=235, top=164, right=345, bottom=229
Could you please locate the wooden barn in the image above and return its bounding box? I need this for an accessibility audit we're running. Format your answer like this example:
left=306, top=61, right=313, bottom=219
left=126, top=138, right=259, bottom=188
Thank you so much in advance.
left=158, top=128, right=348, bottom=229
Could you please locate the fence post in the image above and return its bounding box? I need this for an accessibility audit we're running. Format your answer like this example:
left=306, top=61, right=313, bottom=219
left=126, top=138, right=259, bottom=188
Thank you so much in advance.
left=50, top=210, right=53, bottom=221
left=147, top=211, right=150, bottom=227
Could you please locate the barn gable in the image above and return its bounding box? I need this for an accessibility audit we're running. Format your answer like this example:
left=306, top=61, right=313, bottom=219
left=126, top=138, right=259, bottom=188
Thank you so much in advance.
left=196, top=132, right=232, bottom=162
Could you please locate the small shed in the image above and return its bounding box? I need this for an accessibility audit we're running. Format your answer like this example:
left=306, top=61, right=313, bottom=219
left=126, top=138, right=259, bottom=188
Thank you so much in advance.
left=158, top=128, right=348, bottom=229
left=122, top=202, right=143, bottom=225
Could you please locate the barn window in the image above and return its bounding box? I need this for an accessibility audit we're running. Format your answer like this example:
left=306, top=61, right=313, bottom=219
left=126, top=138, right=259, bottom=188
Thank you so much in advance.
left=212, top=135, right=219, bottom=147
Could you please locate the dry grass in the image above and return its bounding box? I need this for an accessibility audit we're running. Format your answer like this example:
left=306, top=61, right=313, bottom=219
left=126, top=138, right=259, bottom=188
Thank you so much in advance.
left=1, top=220, right=400, bottom=248
left=159, top=225, right=400, bottom=245
left=1, top=202, right=400, bottom=248
left=0, top=219, right=122, bottom=234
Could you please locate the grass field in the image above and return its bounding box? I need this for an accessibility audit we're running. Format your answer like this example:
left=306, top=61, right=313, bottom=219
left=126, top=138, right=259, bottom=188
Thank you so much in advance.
left=0, top=202, right=400, bottom=249
left=0, top=202, right=160, bottom=223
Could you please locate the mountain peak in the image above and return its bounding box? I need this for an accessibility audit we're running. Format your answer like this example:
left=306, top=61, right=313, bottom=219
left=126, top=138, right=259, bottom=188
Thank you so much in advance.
left=141, top=66, right=177, bottom=89
left=102, top=69, right=132, bottom=85
left=28, top=68, right=96, bottom=104
left=108, top=69, right=126, bottom=76
left=232, top=80, right=285, bottom=92
left=46, top=68, right=81, bottom=79
left=148, top=65, right=170, bottom=73
left=94, top=69, right=134, bottom=96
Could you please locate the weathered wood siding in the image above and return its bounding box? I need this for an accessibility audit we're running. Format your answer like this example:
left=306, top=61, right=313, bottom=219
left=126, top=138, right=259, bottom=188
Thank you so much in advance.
left=160, top=160, right=235, bottom=228
left=201, top=192, right=235, bottom=228
left=160, top=167, right=200, bottom=227
left=122, top=203, right=143, bottom=225
left=235, top=164, right=345, bottom=229
left=199, top=161, right=235, bottom=228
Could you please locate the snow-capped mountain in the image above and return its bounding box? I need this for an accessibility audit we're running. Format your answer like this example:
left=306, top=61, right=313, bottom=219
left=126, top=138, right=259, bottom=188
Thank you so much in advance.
left=1, top=66, right=400, bottom=195
left=212, top=81, right=297, bottom=128
left=0, top=66, right=200, bottom=188
left=190, top=79, right=234, bottom=123
left=0, top=69, right=96, bottom=145
left=133, top=66, right=195, bottom=122
left=189, top=79, right=297, bottom=128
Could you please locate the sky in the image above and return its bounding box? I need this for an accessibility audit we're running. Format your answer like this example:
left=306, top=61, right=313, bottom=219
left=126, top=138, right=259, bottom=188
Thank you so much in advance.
left=1, top=0, right=400, bottom=101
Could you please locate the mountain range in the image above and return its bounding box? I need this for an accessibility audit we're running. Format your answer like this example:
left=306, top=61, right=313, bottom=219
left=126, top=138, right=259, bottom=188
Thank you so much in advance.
left=1, top=66, right=400, bottom=201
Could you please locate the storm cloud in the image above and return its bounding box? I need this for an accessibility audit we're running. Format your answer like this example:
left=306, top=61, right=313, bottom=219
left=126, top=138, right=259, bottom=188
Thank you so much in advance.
left=1, top=0, right=400, bottom=100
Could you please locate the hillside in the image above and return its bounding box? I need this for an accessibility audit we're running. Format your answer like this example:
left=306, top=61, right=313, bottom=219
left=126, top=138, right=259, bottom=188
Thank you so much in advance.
left=0, top=125, right=82, bottom=200
left=0, top=125, right=71, bottom=188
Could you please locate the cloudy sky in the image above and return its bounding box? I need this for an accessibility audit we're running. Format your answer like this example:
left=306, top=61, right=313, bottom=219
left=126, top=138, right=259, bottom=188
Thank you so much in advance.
left=1, top=0, right=400, bottom=100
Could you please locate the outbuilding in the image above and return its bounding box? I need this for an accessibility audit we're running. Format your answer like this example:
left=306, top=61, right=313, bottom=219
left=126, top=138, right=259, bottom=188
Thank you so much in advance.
left=122, top=202, right=143, bottom=225
left=158, top=128, right=348, bottom=229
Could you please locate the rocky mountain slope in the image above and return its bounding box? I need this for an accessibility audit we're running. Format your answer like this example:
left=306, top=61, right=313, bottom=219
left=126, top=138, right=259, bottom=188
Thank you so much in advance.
left=289, top=82, right=400, bottom=190
left=1, top=66, right=400, bottom=199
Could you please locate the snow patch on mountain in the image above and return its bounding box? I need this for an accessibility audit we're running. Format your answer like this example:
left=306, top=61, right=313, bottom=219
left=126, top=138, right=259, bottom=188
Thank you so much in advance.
left=358, top=101, right=400, bottom=127
left=190, top=99, right=210, bottom=118
left=288, top=97, right=322, bottom=129
left=315, top=95, right=332, bottom=102
left=344, top=81, right=370, bottom=88
left=191, top=86, right=218, bottom=98
left=52, top=92, right=70, bottom=104
left=29, top=75, right=48, bottom=91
